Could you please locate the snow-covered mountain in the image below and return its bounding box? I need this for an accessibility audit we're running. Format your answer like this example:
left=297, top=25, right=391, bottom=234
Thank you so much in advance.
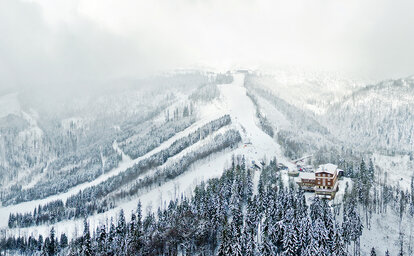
left=1, top=70, right=414, bottom=255
left=322, top=76, right=414, bottom=154
left=0, top=72, right=292, bottom=239
left=245, top=72, right=414, bottom=158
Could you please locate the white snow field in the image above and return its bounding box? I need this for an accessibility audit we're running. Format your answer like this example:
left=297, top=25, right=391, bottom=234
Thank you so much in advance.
left=372, top=153, right=414, bottom=191
left=1, top=73, right=294, bottom=241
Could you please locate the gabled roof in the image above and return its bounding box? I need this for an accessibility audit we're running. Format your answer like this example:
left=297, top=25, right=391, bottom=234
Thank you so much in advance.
left=316, top=163, right=338, bottom=175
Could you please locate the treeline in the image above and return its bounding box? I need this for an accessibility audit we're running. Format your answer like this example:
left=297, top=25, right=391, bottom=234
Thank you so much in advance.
left=8, top=198, right=113, bottom=229
left=246, top=90, right=274, bottom=138
left=5, top=154, right=404, bottom=255
left=1, top=227, right=68, bottom=255
left=1, top=71, right=234, bottom=206
left=343, top=158, right=414, bottom=255
left=2, top=140, right=122, bottom=206
left=121, top=114, right=230, bottom=160
left=2, top=155, right=350, bottom=256
left=8, top=122, right=240, bottom=228
left=119, top=116, right=196, bottom=159
left=164, top=103, right=195, bottom=122
left=114, top=129, right=242, bottom=199
left=3, top=114, right=227, bottom=208
left=189, top=83, right=220, bottom=102
left=0, top=94, right=180, bottom=205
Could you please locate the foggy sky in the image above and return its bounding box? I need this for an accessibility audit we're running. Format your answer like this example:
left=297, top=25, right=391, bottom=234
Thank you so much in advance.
left=1, top=0, right=414, bottom=93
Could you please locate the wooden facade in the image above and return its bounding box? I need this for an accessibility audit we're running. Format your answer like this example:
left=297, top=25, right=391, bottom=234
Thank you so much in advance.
left=314, top=164, right=339, bottom=199
left=297, top=163, right=340, bottom=199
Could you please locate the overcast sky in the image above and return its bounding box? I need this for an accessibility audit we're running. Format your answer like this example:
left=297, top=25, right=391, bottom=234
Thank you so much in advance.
left=1, top=0, right=414, bottom=93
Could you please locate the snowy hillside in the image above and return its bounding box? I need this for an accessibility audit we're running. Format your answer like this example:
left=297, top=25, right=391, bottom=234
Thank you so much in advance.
left=246, top=69, right=368, bottom=115
left=0, top=72, right=292, bottom=241
left=2, top=71, right=414, bottom=256
left=322, top=76, right=414, bottom=154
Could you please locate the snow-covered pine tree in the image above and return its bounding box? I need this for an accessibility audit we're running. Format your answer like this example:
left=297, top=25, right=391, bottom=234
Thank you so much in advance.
left=48, top=227, right=56, bottom=256
left=297, top=216, right=311, bottom=252
left=82, top=219, right=92, bottom=256
left=304, top=233, right=323, bottom=256
left=116, top=209, right=127, bottom=254
left=243, top=200, right=258, bottom=256
left=331, top=225, right=347, bottom=256
left=282, top=222, right=299, bottom=256
left=96, top=225, right=106, bottom=255
left=217, top=218, right=233, bottom=256
left=60, top=233, right=68, bottom=249
left=42, top=237, right=50, bottom=256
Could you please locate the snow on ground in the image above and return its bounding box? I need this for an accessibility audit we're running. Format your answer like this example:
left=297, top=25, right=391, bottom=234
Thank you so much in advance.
left=21, top=163, right=49, bottom=191
left=3, top=145, right=238, bottom=241
left=1, top=73, right=295, bottom=240
left=359, top=204, right=414, bottom=255
left=0, top=113, right=233, bottom=228
left=217, top=73, right=291, bottom=166
left=111, top=125, right=235, bottom=195
left=373, top=153, right=414, bottom=190
left=251, top=69, right=367, bottom=115
left=254, top=94, right=291, bottom=130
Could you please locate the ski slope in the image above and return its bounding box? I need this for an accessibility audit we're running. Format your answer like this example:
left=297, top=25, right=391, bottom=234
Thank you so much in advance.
left=1, top=73, right=293, bottom=240
left=0, top=113, right=225, bottom=227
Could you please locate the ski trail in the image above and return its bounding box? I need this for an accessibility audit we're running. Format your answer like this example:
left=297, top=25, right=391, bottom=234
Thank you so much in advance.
left=0, top=114, right=225, bottom=228
left=217, top=73, right=290, bottom=165
left=1, top=72, right=294, bottom=240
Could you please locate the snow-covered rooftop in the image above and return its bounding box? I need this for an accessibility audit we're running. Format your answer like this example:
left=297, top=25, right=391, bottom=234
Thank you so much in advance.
left=316, top=163, right=338, bottom=174
left=300, top=172, right=315, bottom=180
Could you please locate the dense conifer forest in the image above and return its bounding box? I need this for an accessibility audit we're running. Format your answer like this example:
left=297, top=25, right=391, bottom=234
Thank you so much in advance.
left=4, top=155, right=409, bottom=255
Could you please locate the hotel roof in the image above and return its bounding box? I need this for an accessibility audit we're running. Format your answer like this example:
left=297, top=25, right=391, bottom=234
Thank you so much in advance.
left=316, top=163, right=338, bottom=174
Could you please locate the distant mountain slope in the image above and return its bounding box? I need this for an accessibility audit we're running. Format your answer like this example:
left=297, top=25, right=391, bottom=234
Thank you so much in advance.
left=0, top=73, right=295, bottom=241
left=246, top=70, right=366, bottom=114
left=0, top=71, right=226, bottom=193
left=244, top=73, right=346, bottom=165
left=322, top=76, right=414, bottom=154
left=245, top=72, right=414, bottom=159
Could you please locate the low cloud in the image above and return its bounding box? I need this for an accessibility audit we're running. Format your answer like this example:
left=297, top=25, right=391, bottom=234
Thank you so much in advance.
left=1, top=0, right=414, bottom=94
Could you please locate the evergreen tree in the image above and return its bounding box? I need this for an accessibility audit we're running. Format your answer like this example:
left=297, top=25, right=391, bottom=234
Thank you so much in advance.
left=42, top=237, right=50, bottom=256
left=283, top=222, right=299, bottom=256
left=60, top=233, right=68, bottom=249
left=96, top=225, right=107, bottom=255
left=368, top=159, right=375, bottom=180
left=38, top=235, right=43, bottom=251
left=116, top=209, right=127, bottom=254
left=130, top=201, right=144, bottom=254
left=260, top=215, right=277, bottom=256
left=48, top=227, right=56, bottom=256
left=297, top=216, right=311, bottom=251
left=82, top=219, right=92, bottom=256
left=217, top=219, right=233, bottom=256
left=304, top=234, right=323, bottom=256
left=331, top=226, right=346, bottom=256
left=243, top=201, right=257, bottom=256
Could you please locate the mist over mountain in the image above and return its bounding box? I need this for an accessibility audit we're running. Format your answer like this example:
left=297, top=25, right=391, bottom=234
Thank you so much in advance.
left=1, top=1, right=414, bottom=255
